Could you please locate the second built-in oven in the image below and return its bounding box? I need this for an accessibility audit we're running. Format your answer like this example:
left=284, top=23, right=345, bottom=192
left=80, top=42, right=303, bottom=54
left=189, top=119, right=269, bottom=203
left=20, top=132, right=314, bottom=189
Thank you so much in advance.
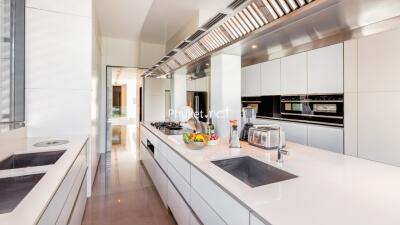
left=281, top=94, right=344, bottom=126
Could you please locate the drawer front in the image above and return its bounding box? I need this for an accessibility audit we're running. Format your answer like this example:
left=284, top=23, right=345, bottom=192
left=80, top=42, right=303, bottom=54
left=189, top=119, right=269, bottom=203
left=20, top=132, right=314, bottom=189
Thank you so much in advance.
left=155, top=147, right=168, bottom=173
left=153, top=161, right=168, bottom=207
left=67, top=175, right=88, bottom=225
left=140, top=143, right=155, bottom=180
left=250, top=213, right=270, bottom=225
left=191, top=166, right=249, bottom=225
left=38, top=146, right=87, bottom=225
left=140, top=125, right=147, bottom=145
left=56, top=164, right=87, bottom=225
left=166, top=147, right=190, bottom=183
left=141, top=125, right=158, bottom=148
left=167, top=162, right=190, bottom=202
left=168, top=180, right=190, bottom=225
left=141, top=142, right=168, bottom=207
left=190, top=212, right=202, bottom=225
left=190, top=188, right=226, bottom=225
left=157, top=141, right=169, bottom=158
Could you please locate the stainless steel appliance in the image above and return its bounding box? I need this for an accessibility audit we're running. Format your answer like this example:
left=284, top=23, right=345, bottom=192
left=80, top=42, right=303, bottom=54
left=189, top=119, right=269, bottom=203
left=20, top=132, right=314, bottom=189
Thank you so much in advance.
left=248, top=125, right=286, bottom=150
left=150, top=122, right=186, bottom=135
left=187, top=91, right=208, bottom=122
left=240, top=107, right=256, bottom=141
left=280, top=94, right=344, bottom=127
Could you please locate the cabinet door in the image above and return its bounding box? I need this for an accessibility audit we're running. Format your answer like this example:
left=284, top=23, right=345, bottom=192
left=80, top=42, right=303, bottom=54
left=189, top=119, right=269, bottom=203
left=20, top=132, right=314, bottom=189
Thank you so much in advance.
left=168, top=180, right=190, bottom=225
left=195, top=77, right=209, bottom=92
left=281, top=52, right=307, bottom=95
left=260, top=59, right=281, bottom=95
left=187, top=79, right=195, bottom=91
left=190, top=188, right=226, bottom=225
left=308, top=43, right=343, bottom=94
left=191, top=166, right=249, bottom=225
left=280, top=121, right=308, bottom=145
left=307, top=125, right=344, bottom=153
left=358, top=92, right=400, bottom=166
left=241, top=68, right=246, bottom=96
left=245, top=64, right=261, bottom=96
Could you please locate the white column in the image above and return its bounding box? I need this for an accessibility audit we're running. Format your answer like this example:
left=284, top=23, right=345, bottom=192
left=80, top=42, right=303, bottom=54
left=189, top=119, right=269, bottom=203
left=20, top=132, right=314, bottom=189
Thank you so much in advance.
left=210, top=54, right=241, bottom=138
left=171, top=67, right=187, bottom=117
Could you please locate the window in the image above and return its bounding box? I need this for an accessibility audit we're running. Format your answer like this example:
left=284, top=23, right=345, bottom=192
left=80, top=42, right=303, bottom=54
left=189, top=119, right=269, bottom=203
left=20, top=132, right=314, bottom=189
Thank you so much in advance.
left=0, top=0, right=24, bottom=131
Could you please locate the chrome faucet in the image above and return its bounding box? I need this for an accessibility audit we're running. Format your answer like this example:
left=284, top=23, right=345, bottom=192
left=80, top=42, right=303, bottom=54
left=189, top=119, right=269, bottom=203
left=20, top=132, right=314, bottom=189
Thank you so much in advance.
left=276, top=126, right=289, bottom=163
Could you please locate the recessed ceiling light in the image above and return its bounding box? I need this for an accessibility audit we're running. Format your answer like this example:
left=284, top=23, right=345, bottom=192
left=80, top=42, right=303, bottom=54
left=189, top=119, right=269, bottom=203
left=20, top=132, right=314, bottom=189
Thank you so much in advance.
left=251, top=45, right=258, bottom=49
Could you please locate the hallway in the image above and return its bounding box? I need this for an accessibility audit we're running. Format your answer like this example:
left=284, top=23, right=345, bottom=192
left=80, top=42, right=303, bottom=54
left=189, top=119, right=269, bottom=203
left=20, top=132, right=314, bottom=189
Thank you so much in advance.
left=82, top=125, right=177, bottom=225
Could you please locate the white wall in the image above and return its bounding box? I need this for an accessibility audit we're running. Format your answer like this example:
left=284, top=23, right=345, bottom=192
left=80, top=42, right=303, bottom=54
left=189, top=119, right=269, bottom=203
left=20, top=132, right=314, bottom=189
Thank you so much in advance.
left=101, top=37, right=140, bottom=68
left=89, top=4, right=103, bottom=191
left=211, top=54, right=241, bottom=139
left=25, top=0, right=92, bottom=137
left=139, top=41, right=165, bottom=68
left=144, top=78, right=170, bottom=122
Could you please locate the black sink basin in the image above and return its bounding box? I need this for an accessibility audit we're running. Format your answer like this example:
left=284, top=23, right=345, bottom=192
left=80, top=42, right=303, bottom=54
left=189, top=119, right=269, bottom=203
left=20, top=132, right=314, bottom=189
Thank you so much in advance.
left=212, top=156, right=297, bottom=188
left=0, top=150, right=66, bottom=170
left=0, top=173, right=45, bottom=213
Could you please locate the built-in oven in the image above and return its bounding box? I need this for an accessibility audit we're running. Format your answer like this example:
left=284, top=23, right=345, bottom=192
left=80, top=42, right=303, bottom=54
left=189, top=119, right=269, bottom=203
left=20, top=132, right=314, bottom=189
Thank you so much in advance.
left=241, top=97, right=261, bottom=115
left=281, top=94, right=344, bottom=126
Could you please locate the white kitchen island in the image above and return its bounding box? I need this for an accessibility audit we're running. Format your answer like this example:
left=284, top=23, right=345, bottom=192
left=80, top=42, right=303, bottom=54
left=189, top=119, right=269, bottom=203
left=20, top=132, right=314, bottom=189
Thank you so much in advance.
left=140, top=122, right=400, bottom=225
left=0, top=135, right=89, bottom=225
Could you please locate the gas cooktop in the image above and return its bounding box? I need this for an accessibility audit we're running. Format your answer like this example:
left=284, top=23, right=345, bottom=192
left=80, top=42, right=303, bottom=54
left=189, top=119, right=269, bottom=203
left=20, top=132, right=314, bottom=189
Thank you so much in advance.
left=150, top=122, right=186, bottom=135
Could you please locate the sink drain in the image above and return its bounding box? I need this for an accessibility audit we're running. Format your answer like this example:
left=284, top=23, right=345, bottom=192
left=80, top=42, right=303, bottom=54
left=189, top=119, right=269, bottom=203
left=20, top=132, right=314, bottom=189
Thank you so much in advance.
left=33, top=140, right=69, bottom=147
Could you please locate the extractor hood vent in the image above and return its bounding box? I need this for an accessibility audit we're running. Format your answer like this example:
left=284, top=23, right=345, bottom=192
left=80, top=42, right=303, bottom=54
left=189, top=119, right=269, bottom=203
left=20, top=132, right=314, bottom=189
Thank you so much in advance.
left=176, top=41, right=191, bottom=50
left=202, top=13, right=227, bottom=30
left=166, top=51, right=178, bottom=57
left=142, top=0, right=314, bottom=77
left=187, top=30, right=206, bottom=42
left=227, top=0, right=247, bottom=10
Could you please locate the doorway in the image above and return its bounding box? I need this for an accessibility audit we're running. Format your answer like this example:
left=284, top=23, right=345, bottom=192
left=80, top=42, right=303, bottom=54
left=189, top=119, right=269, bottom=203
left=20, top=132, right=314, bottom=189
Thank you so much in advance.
left=106, top=66, right=143, bottom=152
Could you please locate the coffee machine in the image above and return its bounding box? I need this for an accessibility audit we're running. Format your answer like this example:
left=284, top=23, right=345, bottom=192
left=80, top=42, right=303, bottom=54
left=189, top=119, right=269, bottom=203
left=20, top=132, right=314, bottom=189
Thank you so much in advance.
left=240, top=106, right=257, bottom=141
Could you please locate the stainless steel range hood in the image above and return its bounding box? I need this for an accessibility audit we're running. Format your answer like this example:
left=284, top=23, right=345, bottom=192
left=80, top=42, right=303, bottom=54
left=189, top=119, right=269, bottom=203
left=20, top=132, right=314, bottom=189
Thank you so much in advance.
left=186, top=58, right=211, bottom=79
left=143, top=0, right=400, bottom=77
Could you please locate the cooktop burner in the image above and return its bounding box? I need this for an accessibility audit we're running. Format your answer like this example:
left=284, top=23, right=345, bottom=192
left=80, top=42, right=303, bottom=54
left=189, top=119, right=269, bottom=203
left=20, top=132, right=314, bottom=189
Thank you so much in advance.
left=151, top=122, right=185, bottom=135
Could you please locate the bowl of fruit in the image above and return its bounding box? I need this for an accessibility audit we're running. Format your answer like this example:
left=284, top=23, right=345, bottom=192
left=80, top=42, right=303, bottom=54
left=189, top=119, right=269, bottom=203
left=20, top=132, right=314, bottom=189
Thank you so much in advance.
left=182, top=132, right=207, bottom=150
left=207, top=134, right=219, bottom=146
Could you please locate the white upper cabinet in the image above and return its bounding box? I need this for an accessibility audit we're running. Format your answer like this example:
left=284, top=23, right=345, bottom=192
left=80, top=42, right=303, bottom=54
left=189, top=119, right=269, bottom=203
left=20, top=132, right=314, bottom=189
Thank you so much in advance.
left=245, top=64, right=261, bottom=96
left=307, top=125, right=344, bottom=154
left=241, top=68, right=246, bottom=96
left=281, top=52, right=308, bottom=95
left=187, top=79, right=196, bottom=91
left=307, top=43, right=344, bottom=94
left=196, top=77, right=209, bottom=92
left=260, top=59, right=281, bottom=95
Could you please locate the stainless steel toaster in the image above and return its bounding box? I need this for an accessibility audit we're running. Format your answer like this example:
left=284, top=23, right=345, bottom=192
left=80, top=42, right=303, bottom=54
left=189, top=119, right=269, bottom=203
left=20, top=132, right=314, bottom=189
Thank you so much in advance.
left=247, top=125, right=286, bottom=150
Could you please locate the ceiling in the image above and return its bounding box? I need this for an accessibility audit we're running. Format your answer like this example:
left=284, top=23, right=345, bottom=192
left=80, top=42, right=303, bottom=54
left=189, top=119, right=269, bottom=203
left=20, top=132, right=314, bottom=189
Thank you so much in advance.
left=95, top=0, right=153, bottom=40
left=112, top=68, right=142, bottom=85
left=95, top=0, right=232, bottom=42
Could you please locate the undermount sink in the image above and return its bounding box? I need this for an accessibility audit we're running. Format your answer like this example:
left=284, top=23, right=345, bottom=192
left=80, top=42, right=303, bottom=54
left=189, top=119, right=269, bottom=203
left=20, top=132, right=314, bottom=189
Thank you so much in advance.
left=0, top=150, right=66, bottom=170
left=0, top=173, right=45, bottom=213
left=212, top=156, right=297, bottom=188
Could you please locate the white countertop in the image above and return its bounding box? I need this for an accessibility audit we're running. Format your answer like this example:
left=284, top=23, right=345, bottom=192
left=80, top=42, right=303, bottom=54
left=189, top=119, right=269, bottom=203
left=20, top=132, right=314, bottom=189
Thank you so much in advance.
left=0, top=135, right=88, bottom=225
left=142, top=123, right=400, bottom=225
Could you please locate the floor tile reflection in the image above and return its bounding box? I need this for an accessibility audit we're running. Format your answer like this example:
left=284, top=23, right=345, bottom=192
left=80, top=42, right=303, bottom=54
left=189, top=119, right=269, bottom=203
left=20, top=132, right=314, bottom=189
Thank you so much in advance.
left=82, top=124, right=176, bottom=225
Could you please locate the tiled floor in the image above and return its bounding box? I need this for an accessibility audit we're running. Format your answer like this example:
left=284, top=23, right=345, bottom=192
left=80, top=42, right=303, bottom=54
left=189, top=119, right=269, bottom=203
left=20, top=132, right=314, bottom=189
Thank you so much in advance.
left=82, top=124, right=177, bottom=225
